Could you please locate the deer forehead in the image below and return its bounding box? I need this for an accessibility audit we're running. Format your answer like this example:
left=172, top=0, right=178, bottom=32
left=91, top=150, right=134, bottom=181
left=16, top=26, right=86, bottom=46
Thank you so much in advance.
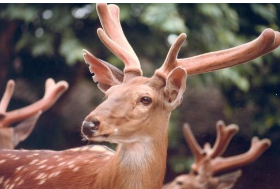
left=106, top=77, right=158, bottom=98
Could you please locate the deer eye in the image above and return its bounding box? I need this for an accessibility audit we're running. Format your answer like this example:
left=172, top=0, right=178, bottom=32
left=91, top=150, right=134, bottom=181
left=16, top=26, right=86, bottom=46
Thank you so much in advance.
left=140, top=96, right=152, bottom=105
left=176, top=181, right=183, bottom=186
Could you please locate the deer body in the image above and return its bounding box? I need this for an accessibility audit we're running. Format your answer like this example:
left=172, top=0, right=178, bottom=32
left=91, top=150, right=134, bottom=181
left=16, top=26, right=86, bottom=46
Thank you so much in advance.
left=0, top=77, right=173, bottom=189
left=0, top=146, right=113, bottom=189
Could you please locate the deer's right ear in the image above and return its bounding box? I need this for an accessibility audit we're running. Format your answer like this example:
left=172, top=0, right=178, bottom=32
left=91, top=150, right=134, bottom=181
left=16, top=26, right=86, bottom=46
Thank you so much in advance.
left=83, top=50, right=124, bottom=93
left=163, top=66, right=187, bottom=110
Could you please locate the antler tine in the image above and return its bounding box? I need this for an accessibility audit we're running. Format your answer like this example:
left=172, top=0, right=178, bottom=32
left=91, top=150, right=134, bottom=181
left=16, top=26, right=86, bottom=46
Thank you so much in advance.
left=209, top=120, right=239, bottom=159
left=183, top=123, right=205, bottom=171
left=156, top=33, right=187, bottom=79
left=177, top=28, right=280, bottom=75
left=0, top=80, right=15, bottom=118
left=211, top=137, right=271, bottom=174
left=96, top=3, right=142, bottom=78
left=0, top=79, right=68, bottom=127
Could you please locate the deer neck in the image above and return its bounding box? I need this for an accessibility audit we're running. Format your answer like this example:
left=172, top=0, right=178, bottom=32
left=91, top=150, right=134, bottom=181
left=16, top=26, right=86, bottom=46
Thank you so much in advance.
left=96, top=113, right=170, bottom=189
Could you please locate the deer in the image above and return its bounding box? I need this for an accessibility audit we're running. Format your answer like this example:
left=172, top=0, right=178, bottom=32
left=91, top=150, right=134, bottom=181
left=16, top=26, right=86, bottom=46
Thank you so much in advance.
left=0, top=79, right=68, bottom=149
left=0, top=3, right=279, bottom=189
left=163, top=121, right=271, bottom=189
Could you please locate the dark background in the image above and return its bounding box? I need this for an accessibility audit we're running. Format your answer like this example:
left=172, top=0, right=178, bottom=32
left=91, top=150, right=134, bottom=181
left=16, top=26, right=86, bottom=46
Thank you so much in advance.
left=0, top=3, right=279, bottom=188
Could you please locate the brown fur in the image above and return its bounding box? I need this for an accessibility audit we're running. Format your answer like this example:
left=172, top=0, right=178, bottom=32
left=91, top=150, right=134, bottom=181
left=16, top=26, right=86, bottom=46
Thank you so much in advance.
left=0, top=73, right=187, bottom=189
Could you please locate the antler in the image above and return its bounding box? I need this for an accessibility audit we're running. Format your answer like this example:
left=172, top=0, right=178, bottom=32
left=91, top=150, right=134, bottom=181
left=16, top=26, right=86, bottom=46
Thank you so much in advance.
left=183, top=123, right=205, bottom=170
left=156, top=28, right=280, bottom=79
left=0, top=80, right=15, bottom=117
left=183, top=120, right=271, bottom=175
left=0, top=78, right=68, bottom=127
left=96, top=3, right=142, bottom=79
left=208, top=120, right=239, bottom=159
left=211, top=136, right=271, bottom=174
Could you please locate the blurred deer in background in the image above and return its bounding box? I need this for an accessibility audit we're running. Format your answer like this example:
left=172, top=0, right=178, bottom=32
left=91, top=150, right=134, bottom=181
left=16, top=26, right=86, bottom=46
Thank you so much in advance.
left=163, top=121, right=271, bottom=189
left=0, top=3, right=279, bottom=189
left=0, top=79, right=68, bottom=149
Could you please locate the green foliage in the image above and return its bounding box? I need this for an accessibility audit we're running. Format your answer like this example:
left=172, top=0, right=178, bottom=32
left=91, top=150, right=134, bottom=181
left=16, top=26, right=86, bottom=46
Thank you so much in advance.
left=169, top=155, right=193, bottom=173
left=60, top=31, right=84, bottom=65
left=141, top=4, right=188, bottom=33
left=1, top=4, right=38, bottom=23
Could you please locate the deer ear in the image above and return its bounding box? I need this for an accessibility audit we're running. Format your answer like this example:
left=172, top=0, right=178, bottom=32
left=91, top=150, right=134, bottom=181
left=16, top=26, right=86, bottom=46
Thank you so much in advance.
left=83, top=50, right=124, bottom=93
left=164, top=66, right=187, bottom=109
left=12, top=112, right=42, bottom=148
left=217, top=170, right=242, bottom=189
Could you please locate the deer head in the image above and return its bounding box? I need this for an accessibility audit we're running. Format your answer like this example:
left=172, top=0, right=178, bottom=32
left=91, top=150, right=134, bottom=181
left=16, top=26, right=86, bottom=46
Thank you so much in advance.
left=0, top=79, right=68, bottom=149
left=81, top=3, right=280, bottom=144
left=163, top=121, right=271, bottom=189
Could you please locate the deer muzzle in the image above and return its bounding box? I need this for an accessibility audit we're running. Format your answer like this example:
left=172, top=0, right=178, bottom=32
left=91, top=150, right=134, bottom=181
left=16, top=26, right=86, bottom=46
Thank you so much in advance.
left=81, top=120, right=100, bottom=138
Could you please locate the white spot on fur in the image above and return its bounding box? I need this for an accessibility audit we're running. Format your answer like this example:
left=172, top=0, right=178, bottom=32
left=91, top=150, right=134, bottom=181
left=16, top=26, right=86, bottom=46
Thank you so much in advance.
left=17, top=179, right=24, bottom=186
left=46, top=165, right=54, bottom=170
left=13, top=157, right=20, bottom=160
left=30, top=170, right=37, bottom=175
left=38, top=165, right=47, bottom=169
left=48, top=171, right=61, bottom=178
left=35, top=173, right=47, bottom=180
left=26, top=153, right=39, bottom=158
left=36, top=159, right=47, bottom=165
left=72, top=166, right=80, bottom=172
left=4, top=178, right=10, bottom=186
left=0, top=159, right=6, bottom=164
left=7, top=183, right=14, bottom=189
left=67, top=160, right=75, bottom=165
left=38, top=179, right=46, bottom=185
left=15, top=166, right=24, bottom=173
left=29, top=159, right=39, bottom=165
left=58, top=162, right=66, bottom=166
left=57, top=158, right=64, bottom=162
left=0, top=176, right=4, bottom=184
left=15, top=177, right=21, bottom=182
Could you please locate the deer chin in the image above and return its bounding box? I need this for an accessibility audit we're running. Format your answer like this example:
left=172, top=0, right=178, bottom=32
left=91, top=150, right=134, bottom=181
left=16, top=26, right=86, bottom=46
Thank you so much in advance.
left=81, top=127, right=119, bottom=143
left=83, top=129, right=147, bottom=144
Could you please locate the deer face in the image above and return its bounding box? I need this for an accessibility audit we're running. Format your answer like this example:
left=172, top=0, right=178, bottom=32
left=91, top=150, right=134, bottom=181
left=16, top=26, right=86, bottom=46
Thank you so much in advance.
left=81, top=70, right=187, bottom=143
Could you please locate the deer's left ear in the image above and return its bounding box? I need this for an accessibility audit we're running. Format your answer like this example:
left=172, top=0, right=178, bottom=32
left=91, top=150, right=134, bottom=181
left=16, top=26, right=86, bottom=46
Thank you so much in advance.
left=164, top=66, right=187, bottom=110
left=12, top=112, right=41, bottom=148
left=216, top=170, right=242, bottom=189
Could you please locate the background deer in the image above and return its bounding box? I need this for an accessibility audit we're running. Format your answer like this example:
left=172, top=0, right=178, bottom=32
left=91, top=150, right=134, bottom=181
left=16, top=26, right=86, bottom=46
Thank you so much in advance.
left=163, top=121, right=271, bottom=189
left=0, top=3, right=279, bottom=189
left=0, top=79, right=68, bottom=149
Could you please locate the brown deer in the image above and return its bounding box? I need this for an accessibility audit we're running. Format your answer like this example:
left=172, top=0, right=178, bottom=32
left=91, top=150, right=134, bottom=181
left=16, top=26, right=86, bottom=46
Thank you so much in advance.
left=0, top=3, right=279, bottom=189
left=163, top=121, right=271, bottom=189
left=0, top=79, right=68, bottom=149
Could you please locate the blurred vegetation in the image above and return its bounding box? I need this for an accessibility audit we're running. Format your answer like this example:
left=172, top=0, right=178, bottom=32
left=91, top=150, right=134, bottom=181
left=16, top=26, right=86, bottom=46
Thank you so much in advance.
left=0, top=3, right=280, bottom=188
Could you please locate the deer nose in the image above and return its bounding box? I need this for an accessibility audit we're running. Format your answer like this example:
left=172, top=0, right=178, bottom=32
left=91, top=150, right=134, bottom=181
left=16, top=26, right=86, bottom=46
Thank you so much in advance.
left=81, top=119, right=100, bottom=137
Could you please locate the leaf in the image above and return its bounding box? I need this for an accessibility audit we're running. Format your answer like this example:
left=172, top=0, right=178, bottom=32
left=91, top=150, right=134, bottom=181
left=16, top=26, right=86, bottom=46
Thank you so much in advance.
left=59, top=34, right=84, bottom=65
left=140, top=4, right=188, bottom=33
left=251, top=4, right=276, bottom=22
